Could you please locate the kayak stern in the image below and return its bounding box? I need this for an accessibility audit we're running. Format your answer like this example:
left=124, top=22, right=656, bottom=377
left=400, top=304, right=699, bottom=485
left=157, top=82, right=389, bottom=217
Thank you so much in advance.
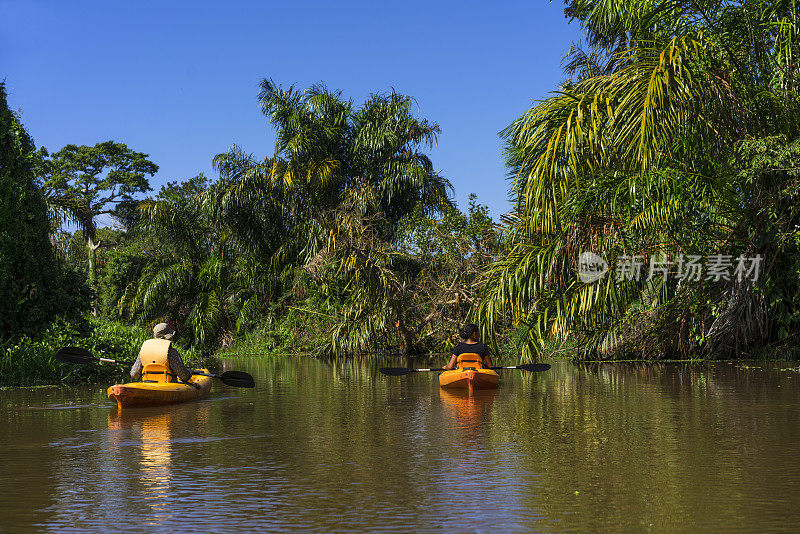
left=439, top=368, right=499, bottom=391
left=108, top=369, right=213, bottom=408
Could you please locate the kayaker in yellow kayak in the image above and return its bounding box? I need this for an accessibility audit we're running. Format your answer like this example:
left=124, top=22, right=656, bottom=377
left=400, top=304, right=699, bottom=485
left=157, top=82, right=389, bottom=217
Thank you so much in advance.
left=443, top=324, right=493, bottom=370
left=130, top=323, right=197, bottom=387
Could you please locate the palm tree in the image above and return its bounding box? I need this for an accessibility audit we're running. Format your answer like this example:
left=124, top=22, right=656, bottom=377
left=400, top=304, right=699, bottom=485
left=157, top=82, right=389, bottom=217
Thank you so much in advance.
left=478, top=0, right=800, bottom=360
left=119, top=179, right=259, bottom=350
left=210, top=81, right=453, bottom=258
left=203, top=83, right=455, bottom=355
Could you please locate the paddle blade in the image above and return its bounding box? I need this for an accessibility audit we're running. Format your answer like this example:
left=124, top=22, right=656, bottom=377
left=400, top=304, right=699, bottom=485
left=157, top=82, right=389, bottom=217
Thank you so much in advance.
left=379, top=367, right=414, bottom=376
left=518, top=363, right=552, bottom=373
left=218, top=370, right=255, bottom=388
left=54, top=347, right=97, bottom=364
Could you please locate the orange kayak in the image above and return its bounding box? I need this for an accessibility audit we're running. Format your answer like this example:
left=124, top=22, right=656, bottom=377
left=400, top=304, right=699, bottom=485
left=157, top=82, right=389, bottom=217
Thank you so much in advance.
left=439, top=368, right=499, bottom=391
left=107, top=369, right=213, bottom=408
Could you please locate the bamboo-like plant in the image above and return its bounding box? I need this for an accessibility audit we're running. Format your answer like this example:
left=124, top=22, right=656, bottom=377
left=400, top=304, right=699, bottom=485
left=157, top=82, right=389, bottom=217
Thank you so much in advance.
left=478, top=0, right=800, bottom=360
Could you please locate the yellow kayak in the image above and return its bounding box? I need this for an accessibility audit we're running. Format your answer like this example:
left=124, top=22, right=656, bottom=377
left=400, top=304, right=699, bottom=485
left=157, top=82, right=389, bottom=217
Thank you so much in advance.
left=107, top=369, right=213, bottom=408
left=439, top=352, right=499, bottom=393
left=439, top=367, right=499, bottom=392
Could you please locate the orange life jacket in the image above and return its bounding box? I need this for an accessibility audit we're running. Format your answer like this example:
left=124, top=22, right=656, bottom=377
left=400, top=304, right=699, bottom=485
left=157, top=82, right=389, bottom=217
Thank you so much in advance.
left=456, top=352, right=485, bottom=370
left=139, top=338, right=176, bottom=383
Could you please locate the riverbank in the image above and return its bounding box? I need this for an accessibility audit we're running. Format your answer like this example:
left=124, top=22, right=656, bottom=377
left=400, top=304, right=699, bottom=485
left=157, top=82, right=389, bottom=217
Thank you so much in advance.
left=0, top=319, right=206, bottom=387
left=5, top=316, right=800, bottom=388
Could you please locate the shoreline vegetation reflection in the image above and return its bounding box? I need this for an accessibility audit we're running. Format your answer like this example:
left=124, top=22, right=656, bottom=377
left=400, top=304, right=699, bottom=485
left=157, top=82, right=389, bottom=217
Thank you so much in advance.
left=1, top=358, right=799, bottom=531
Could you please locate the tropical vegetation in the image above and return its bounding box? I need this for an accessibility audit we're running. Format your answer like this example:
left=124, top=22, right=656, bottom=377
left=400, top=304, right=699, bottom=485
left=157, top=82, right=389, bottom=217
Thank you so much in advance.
left=0, top=84, right=88, bottom=342
left=4, top=0, right=800, bottom=386
left=478, top=0, right=800, bottom=361
left=1, top=79, right=501, bottom=385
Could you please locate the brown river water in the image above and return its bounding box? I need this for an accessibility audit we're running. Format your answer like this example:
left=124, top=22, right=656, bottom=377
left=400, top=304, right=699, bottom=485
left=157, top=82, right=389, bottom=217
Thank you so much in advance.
left=1, top=357, right=800, bottom=533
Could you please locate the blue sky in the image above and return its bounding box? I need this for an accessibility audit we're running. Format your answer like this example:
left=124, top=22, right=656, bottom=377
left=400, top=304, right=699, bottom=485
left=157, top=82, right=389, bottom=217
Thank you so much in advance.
left=1, top=1, right=580, bottom=218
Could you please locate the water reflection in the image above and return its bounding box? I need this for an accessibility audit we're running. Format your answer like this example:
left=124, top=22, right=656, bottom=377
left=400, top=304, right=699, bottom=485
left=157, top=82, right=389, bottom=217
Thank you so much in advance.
left=109, top=410, right=173, bottom=522
left=102, top=402, right=214, bottom=529
left=3, top=358, right=800, bottom=532
left=439, top=388, right=496, bottom=444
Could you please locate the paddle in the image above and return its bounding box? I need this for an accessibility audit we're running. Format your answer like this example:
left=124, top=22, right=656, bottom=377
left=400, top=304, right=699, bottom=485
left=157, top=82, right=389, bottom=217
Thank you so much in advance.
left=54, top=346, right=256, bottom=388
left=188, top=370, right=255, bottom=388
left=379, top=363, right=552, bottom=376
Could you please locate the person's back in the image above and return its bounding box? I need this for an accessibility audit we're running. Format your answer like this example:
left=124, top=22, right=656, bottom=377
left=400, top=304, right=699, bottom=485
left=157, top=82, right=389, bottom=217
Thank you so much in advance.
left=452, top=341, right=491, bottom=368
left=130, top=323, right=194, bottom=385
left=137, top=337, right=180, bottom=382
left=443, top=324, right=493, bottom=370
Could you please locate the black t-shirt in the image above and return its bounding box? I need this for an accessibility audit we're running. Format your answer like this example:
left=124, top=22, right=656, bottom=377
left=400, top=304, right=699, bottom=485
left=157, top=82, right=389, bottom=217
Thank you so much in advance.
left=453, top=342, right=491, bottom=359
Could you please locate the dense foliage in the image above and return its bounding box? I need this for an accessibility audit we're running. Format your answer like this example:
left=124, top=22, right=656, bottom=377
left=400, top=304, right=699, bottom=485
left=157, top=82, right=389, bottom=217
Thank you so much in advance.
left=1, top=79, right=494, bottom=383
left=0, top=83, right=87, bottom=343
left=0, top=319, right=204, bottom=386
left=12, top=1, right=800, bottom=382
left=478, top=0, right=800, bottom=360
left=109, top=83, right=494, bottom=357
left=39, top=141, right=157, bottom=298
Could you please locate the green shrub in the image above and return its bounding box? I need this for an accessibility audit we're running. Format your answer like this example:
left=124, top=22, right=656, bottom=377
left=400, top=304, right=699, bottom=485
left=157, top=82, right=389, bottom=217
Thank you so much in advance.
left=1, top=318, right=206, bottom=387
left=0, top=83, right=90, bottom=341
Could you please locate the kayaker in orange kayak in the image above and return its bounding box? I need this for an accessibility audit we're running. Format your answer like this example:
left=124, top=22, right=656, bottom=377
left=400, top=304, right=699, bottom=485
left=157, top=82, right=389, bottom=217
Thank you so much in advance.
left=443, top=324, right=493, bottom=370
left=130, top=323, right=197, bottom=387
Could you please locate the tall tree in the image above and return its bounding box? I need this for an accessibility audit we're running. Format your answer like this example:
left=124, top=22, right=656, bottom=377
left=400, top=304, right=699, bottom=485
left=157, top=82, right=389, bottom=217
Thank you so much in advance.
left=171, top=83, right=462, bottom=354
left=41, top=141, right=157, bottom=294
left=0, top=83, right=87, bottom=339
left=211, top=82, right=453, bottom=259
left=207, top=82, right=455, bottom=354
left=478, top=0, right=800, bottom=360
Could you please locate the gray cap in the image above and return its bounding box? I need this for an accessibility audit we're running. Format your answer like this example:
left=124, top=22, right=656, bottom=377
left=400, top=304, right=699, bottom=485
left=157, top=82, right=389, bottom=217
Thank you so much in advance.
left=153, top=322, right=175, bottom=340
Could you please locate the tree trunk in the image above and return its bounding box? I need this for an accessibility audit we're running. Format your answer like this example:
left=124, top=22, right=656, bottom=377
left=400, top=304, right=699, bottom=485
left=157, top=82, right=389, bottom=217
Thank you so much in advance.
left=86, top=229, right=100, bottom=317
left=397, top=315, right=415, bottom=356
left=390, top=300, right=416, bottom=356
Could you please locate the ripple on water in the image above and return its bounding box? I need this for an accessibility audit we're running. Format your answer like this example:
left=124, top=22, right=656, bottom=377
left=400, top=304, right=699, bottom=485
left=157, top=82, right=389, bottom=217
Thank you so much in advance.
left=3, top=358, right=800, bottom=533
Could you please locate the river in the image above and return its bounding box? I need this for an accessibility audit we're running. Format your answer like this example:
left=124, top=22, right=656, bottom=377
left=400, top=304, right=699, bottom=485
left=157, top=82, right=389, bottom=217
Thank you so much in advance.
left=1, top=357, right=799, bottom=532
